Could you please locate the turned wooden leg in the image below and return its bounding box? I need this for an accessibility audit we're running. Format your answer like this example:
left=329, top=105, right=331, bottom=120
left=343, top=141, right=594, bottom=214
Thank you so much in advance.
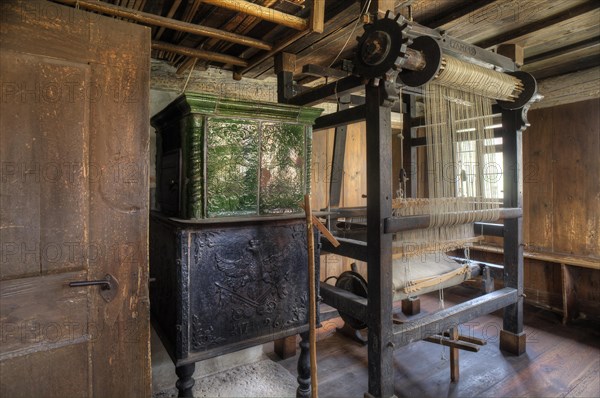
left=176, top=363, right=195, bottom=398
left=296, top=331, right=311, bottom=398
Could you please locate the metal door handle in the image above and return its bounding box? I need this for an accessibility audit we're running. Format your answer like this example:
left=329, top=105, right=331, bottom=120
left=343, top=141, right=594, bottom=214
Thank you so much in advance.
left=69, top=273, right=119, bottom=303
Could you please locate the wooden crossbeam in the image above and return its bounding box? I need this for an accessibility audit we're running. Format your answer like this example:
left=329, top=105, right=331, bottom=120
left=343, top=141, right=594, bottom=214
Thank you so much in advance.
left=394, top=288, right=518, bottom=347
left=51, top=0, right=272, bottom=50
left=200, top=0, right=308, bottom=30
left=525, top=36, right=600, bottom=64
left=152, top=41, right=248, bottom=67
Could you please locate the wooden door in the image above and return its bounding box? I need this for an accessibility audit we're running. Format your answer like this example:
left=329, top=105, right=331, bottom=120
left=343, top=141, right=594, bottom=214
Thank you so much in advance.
left=0, top=1, right=151, bottom=396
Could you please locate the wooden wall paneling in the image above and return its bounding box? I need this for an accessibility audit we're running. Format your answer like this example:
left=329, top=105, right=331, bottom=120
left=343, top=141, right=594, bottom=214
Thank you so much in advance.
left=561, top=263, right=578, bottom=323
left=551, top=100, right=600, bottom=256
left=523, top=107, right=554, bottom=252
left=321, top=129, right=350, bottom=282
left=341, top=122, right=368, bottom=277
left=311, top=126, right=336, bottom=281
left=311, top=127, right=331, bottom=212
left=524, top=259, right=563, bottom=311
left=567, top=266, right=600, bottom=319
left=578, top=101, right=600, bottom=256
left=311, top=121, right=370, bottom=281
left=341, top=122, right=367, bottom=208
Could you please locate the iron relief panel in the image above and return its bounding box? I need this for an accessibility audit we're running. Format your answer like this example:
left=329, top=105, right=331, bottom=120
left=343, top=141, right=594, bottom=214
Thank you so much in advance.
left=186, top=221, right=309, bottom=353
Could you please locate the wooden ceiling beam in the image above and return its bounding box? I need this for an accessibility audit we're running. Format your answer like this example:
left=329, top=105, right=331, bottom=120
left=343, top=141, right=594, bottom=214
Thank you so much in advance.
left=532, top=53, right=600, bottom=80
left=152, top=41, right=249, bottom=67
left=475, top=1, right=599, bottom=49
left=419, top=0, right=498, bottom=29
left=51, top=0, right=273, bottom=50
left=199, top=0, right=309, bottom=30
left=176, top=0, right=281, bottom=74
left=525, top=36, right=600, bottom=64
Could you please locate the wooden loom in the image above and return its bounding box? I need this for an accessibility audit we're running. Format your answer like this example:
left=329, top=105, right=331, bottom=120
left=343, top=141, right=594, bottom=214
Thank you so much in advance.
left=276, top=9, right=540, bottom=398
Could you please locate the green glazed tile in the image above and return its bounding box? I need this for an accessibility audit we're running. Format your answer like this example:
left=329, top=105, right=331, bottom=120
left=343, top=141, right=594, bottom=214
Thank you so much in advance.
left=206, top=118, right=259, bottom=217
left=151, top=93, right=322, bottom=219
left=259, top=122, right=306, bottom=214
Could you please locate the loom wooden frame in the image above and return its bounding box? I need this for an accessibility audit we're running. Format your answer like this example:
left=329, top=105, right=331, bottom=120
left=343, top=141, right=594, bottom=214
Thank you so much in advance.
left=277, top=36, right=528, bottom=398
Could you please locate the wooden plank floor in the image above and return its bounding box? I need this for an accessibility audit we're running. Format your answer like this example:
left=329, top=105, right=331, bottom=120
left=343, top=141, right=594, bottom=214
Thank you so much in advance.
left=275, top=286, right=600, bottom=398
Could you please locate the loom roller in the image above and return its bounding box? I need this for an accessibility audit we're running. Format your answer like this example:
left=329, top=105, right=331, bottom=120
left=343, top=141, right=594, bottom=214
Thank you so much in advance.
left=353, top=11, right=538, bottom=109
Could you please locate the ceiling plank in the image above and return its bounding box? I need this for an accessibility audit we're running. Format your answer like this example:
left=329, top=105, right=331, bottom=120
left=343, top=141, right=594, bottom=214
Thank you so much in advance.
left=526, top=36, right=600, bottom=64
left=154, top=0, right=183, bottom=40
left=475, top=0, right=599, bottom=49
left=420, top=0, right=498, bottom=29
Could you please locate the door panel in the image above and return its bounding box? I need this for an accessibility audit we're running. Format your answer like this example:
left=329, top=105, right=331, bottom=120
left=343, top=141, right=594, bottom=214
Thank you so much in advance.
left=0, top=50, right=90, bottom=279
left=0, top=270, right=89, bottom=358
left=0, top=1, right=150, bottom=396
left=1, top=344, right=89, bottom=398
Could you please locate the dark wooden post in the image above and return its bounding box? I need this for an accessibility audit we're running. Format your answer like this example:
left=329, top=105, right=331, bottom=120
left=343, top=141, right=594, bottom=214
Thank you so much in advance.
left=365, top=83, right=395, bottom=398
left=275, top=52, right=296, bottom=104
left=402, top=93, right=417, bottom=199
left=296, top=331, right=311, bottom=398
left=499, top=108, right=526, bottom=355
left=175, top=363, right=196, bottom=398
